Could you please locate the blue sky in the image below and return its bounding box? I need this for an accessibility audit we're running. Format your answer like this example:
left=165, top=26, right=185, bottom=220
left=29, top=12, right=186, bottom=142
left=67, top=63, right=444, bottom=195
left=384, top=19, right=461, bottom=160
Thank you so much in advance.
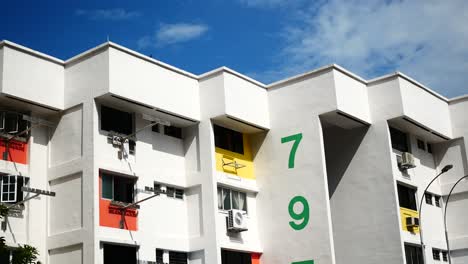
left=1, top=0, right=467, bottom=97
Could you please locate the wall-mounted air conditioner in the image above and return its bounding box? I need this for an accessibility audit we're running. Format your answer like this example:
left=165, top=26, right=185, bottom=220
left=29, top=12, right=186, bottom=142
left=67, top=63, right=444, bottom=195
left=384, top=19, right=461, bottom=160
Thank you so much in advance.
left=227, top=209, right=248, bottom=232
left=406, top=217, right=419, bottom=227
left=399, top=152, right=416, bottom=170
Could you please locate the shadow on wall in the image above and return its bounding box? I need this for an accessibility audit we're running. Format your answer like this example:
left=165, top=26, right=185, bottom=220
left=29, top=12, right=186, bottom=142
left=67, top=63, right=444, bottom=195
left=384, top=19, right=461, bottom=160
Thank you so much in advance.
left=321, top=120, right=369, bottom=198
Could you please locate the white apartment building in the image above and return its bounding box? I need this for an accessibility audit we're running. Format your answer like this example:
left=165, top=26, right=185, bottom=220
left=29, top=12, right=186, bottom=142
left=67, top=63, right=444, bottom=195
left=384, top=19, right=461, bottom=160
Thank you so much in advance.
left=0, top=40, right=467, bottom=264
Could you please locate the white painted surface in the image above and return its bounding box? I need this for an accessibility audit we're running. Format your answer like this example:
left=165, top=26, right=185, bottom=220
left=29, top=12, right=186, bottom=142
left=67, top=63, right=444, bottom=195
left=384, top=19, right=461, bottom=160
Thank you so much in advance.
left=400, top=78, right=452, bottom=137
left=333, top=69, right=371, bottom=123
left=108, top=47, right=200, bottom=120
left=224, top=72, right=269, bottom=129
left=0, top=40, right=467, bottom=264
left=2, top=46, right=64, bottom=109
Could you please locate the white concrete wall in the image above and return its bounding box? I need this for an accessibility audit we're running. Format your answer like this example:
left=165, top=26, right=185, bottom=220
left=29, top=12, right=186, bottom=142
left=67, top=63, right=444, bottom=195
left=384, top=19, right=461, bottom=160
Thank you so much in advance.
left=256, top=70, right=337, bottom=264
left=0, top=47, right=4, bottom=92
left=1, top=46, right=64, bottom=109
left=333, top=70, right=370, bottom=123
left=49, top=244, right=83, bottom=264
left=65, top=50, right=109, bottom=108
left=223, top=72, right=269, bottom=129
left=399, top=78, right=452, bottom=137
left=392, top=134, right=448, bottom=262
left=108, top=47, right=200, bottom=120
left=49, top=173, right=82, bottom=236
left=49, top=105, right=82, bottom=167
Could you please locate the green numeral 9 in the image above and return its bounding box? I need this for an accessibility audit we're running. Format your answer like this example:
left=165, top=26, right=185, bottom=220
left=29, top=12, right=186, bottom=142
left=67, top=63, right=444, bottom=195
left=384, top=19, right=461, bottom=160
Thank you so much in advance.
left=288, top=196, right=309, bottom=230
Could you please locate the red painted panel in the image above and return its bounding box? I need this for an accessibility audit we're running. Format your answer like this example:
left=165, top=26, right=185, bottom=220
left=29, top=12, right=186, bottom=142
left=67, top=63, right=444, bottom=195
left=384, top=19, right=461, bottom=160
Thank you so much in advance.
left=251, top=253, right=261, bottom=264
left=99, top=174, right=138, bottom=231
left=0, top=139, right=28, bottom=164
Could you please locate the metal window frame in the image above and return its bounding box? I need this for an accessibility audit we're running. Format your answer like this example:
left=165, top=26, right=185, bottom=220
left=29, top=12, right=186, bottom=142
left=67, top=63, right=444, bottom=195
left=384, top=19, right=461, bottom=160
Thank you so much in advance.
left=1, top=175, right=17, bottom=203
left=219, top=187, right=247, bottom=213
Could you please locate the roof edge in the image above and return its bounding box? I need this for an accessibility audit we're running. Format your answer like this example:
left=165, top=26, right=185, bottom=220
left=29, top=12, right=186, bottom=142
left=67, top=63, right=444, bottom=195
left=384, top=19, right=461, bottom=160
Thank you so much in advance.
left=198, top=66, right=267, bottom=88
left=368, top=72, right=449, bottom=102
left=0, top=40, right=64, bottom=65
left=449, top=94, right=468, bottom=104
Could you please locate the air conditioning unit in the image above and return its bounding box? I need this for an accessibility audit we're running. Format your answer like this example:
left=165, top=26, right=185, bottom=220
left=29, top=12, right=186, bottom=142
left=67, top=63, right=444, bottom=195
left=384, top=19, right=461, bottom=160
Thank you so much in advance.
left=400, top=152, right=416, bottom=169
left=227, top=209, right=248, bottom=232
left=406, top=217, right=420, bottom=227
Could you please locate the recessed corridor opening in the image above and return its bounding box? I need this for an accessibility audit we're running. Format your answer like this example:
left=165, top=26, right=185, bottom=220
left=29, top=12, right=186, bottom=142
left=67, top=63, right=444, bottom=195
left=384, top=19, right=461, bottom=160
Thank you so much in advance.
left=221, top=249, right=252, bottom=264
left=103, top=244, right=137, bottom=264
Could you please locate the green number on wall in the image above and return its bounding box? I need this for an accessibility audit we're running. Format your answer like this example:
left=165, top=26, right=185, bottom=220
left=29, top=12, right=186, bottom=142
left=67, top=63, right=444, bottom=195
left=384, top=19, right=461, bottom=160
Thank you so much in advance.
left=288, top=196, right=310, bottom=230
left=292, top=260, right=314, bottom=264
left=281, top=133, right=303, bottom=169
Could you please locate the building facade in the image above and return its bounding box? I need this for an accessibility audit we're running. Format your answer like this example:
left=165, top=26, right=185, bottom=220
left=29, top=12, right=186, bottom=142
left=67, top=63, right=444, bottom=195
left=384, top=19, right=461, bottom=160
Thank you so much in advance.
left=0, top=40, right=467, bottom=264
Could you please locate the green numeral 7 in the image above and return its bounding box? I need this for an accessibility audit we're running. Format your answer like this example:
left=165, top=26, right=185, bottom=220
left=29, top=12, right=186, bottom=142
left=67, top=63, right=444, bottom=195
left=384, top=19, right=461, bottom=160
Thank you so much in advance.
left=281, top=133, right=303, bottom=169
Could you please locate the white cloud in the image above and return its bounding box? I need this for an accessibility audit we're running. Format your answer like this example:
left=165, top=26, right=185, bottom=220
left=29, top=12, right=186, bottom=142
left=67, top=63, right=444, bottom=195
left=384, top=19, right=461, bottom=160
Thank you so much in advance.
left=249, top=0, right=468, bottom=97
left=138, top=23, right=209, bottom=48
left=75, top=8, right=141, bottom=20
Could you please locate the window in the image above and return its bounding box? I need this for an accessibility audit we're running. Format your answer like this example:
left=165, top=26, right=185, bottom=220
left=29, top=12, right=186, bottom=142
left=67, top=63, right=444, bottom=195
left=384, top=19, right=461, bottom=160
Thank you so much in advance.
left=156, top=183, right=184, bottom=200
left=427, top=143, right=433, bottom=154
left=101, top=105, right=133, bottom=135
left=442, top=251, right=448, bottom=261
left=398, top=184, right=417, bottom=211
left=433, top=248, right=441, bottom=260
left=156, top=249, right=164, bottom=264
left=101, top=173, right=135, bottom=204
left=417, top=139, right=426, bottom=151
left=425, top=193, right=433, bottom=205
left=217, top=187, right=247, bottom=212
left=214, top=125, right=244, bottom=154
left=434, top=195, right=441, bottom=207
left=164, top=125, right=182, bottom=139
left=390, top=127, right=409, bottom=152
left=0, top=111, right=30, bottom=139
left=151, top=124, right=160, bottom=133
left=221, top=250, right=252, bottom=264
left=156, top=250, right=187, bottom=264
left=1, top=174, right=29, bottom=203
left=405, top=244, right=423, bottom=264
left=169, top=251, right=187, bottom=264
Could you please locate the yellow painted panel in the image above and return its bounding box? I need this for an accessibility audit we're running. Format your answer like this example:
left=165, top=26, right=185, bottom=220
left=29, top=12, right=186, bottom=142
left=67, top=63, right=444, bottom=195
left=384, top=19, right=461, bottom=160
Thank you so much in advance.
left=400, top=207, right=420, bottom=233
left=215, top=134, right=255, bottom=180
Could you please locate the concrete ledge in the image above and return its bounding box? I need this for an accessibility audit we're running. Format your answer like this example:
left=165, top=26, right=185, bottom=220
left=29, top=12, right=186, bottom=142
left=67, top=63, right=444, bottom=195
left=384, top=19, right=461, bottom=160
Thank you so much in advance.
left=451, top=236, right=468, bottom=250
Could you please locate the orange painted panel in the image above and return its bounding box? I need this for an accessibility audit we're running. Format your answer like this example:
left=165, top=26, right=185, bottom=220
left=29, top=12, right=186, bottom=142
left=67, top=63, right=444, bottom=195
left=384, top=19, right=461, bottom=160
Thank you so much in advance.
left=251, top=253, right=261, bottom=264
left=99, top=174, right=138, bottom=231
left=0, top=139, right=28, bottom=164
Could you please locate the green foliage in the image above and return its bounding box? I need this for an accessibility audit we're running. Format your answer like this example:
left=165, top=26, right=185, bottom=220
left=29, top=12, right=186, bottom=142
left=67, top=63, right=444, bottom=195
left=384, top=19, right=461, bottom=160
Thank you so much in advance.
left=12, top=244, right=39, bottom=264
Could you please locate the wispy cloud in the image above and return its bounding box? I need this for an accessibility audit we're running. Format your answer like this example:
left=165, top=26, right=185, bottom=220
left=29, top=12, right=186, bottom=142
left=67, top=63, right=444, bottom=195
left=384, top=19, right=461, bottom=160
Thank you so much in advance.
left=244, top=0, right=468, bottom=97
left=137, top=23, right=209, bottom=48
left=75, top=8, right=141, bottom=21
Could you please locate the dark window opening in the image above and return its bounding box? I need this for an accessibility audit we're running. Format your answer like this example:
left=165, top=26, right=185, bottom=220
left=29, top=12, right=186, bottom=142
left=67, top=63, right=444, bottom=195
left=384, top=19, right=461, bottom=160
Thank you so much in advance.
left=163, top=185, right=184, bottom=200
left=102, top=173, right=135, bottom=203
left=390, top=127, right=409, bottom=152
left=169, top=251, right=188, bottom=264
left=101, top=105, right=133, bottom=135
left=425, top=193, right=433, bottom=205
left=164, top=125, right=182, bottom=139
left=398, top=184, right=417, bottom=211
left=221, top=250, right=251, bottom=264
left=156, top=249, right=164, bottom=264
left=434, top=195, right=441, bottom=207
left=103, top=244, right=136, bottom=264
left=442, top=251, right=448, bottom=261
left=0, top=111, right=30, bottom=139
left=405, top=244, right=423, bottom=264
left=214, top=125, right=244, bottom=154
left=433, top=248, right=441, bottom=260
left=427, top=143, right=433, bottom=153
left=1, top=174, right=29, bottom=203
left=151, top=124, right=160, bottom=133
left=417, top=139, right=426, bottom=151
